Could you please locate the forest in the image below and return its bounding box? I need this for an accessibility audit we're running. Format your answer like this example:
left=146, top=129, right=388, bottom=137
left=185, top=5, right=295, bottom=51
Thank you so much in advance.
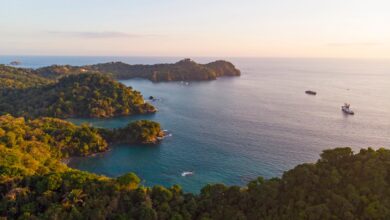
left=99, top=120, right=163, bottom=144
left=35, top=59, right=241, bottom=82
left=0, top=65, right=52, bottom=89
left=0, top=73, right=156, bottom=118
left=1, top=64, right=389, bottom=219
left=1, top=114, right=389, bottom=219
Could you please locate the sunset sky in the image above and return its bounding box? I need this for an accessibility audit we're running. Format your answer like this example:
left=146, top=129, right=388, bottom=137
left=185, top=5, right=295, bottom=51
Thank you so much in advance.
left=1, top=0, right=389, bottom=58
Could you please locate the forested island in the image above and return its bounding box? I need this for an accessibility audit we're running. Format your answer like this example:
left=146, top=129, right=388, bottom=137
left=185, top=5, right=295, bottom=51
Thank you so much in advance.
left=35, top=59, right=241, bottom=82
left=0, top=73, right=155, bottom=118
left=99, top=120, right=164, bottom=144
left=1, top=115, right=389, bottom=220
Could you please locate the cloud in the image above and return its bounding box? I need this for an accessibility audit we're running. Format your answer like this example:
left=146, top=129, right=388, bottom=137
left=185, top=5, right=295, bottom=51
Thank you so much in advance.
left=47, top=31, right=158, bottom=39
left=327, top=42, right=381, bottom=47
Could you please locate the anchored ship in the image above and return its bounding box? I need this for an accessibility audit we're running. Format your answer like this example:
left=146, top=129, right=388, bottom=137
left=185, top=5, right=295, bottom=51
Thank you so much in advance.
left=342, top=103, right=354, bottom=115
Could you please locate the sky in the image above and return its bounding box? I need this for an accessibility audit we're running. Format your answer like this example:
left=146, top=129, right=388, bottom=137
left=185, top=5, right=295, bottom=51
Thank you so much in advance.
left=1, top=0, right=390, bottom=58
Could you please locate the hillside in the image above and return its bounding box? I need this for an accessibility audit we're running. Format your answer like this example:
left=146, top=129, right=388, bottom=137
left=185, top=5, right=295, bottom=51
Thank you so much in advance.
left=0, top=115, right=107, bottom=178
left=1, top=123, right=389, bottom=220
left=0, top=115, right=163, bottom=178
left=35, top=65, right=101, bottom=79
left=0, top=65, right=52, bottom=89
left=0, top=73, right=156, bottom=118
left=35, top=59, right=241, bottom=82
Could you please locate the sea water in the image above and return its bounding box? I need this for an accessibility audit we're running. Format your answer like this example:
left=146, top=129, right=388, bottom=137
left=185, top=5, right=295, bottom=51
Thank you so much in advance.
left=1, top=56, right=389, bottom=192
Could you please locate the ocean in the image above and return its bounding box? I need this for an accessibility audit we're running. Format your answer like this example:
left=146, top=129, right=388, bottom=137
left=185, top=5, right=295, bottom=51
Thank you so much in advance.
left=1, top=56, right=390, bottom=192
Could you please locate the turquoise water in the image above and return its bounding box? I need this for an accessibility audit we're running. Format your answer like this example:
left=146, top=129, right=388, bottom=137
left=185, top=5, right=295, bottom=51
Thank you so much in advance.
left=2, top=56, right=390, bottom=192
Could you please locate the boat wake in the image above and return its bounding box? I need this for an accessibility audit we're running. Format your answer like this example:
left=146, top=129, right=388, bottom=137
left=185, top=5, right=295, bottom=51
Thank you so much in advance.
left=163, top=130, right=172, bottom=137
left=157, top=130, right=173, bottom=141
left=181, top=171, right=194, bottom=177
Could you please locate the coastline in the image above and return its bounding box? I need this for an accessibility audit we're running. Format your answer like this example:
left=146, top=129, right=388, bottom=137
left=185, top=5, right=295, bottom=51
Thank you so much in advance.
left=65, top=148, right=113, bottom=166
left=65, top=129, right=169, bottom=167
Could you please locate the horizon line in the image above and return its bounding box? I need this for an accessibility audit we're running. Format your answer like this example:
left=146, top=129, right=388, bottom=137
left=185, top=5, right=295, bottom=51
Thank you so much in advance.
left=0, top=54, right=389, bottom=61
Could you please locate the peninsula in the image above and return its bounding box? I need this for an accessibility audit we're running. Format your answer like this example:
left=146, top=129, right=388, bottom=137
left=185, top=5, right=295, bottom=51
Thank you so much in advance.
left=0, top=72, right=156, bottom=118
left=35, top=59, right=241, bottom=82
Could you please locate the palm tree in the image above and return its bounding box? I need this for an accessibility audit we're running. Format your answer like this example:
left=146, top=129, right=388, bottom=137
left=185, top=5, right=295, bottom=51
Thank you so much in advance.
left=62, top=189, right=87, bottom=210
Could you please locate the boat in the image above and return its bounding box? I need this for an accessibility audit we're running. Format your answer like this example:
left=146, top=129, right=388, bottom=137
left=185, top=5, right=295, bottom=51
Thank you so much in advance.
left=181, top=171, right=194, bottom=177
left=305, top=90, right=317, bottom=95
left=148, top=96, right=161, bottom=102
left=342, top=103, right=354, bottom=115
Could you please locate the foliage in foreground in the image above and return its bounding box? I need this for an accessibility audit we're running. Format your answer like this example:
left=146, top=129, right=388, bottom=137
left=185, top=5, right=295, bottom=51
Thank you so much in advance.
left=0, top=114, right=107, bottom=177
left=1, top=117, right=390, bottom=220
left=0, top=73, right=156, bottom=118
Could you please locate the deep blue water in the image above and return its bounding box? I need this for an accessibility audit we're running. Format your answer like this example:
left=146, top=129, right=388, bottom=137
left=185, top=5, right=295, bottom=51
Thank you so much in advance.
left=1, top=56, right=390, bottom=193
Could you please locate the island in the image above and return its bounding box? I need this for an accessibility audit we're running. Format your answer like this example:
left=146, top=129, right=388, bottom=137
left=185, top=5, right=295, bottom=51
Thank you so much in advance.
left=9, top=61, right=21, bottom=66
left=0, top=72, right=156, bottom=118
left=35, top=58, right=241, bottom=82
left=99, top=120, right=164, bottom=144
left=0, top=114, right=388, bottom=220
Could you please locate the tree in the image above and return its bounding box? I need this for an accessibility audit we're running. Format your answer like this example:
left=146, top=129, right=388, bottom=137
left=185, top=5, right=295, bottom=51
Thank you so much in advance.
left=117, top=173, right=141, bottom=190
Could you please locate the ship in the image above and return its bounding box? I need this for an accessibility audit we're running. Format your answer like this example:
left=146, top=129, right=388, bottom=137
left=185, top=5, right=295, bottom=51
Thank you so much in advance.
left=305, top=90, right=317, bottom=95
left=342, top=103, right=354, bottom=115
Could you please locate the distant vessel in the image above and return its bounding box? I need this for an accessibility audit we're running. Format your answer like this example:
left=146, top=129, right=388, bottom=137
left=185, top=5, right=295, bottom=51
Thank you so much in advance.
left=342, top=103, right=354, bottom=115
left=305, top=90, right=317, bottom=95
left=10, top=61, right=21, bottom=66
left=181, top=171, right=194, bottom=177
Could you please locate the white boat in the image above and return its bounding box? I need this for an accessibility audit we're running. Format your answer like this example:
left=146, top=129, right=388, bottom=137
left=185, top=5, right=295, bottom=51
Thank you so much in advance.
left=342, top=103, right=354, bottom=115
left=181, top=171, right=194, bottom=177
